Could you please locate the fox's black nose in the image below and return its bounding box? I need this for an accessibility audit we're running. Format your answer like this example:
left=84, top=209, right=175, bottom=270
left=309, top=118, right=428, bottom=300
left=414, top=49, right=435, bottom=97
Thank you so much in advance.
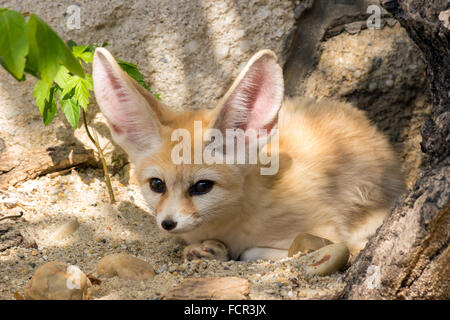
left=161, top=219, right=177, bottom=231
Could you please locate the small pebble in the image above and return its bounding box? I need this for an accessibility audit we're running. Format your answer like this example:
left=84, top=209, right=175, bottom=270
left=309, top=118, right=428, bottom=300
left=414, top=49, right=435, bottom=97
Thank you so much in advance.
left=51, top=218, right=80, bottom=241
left=288, top=233, right=333, bottom=257
left=97, top=253, right=155, bottom=281
left=299, top=243, right=350, bottom=277
left=24, top=261, right=88, bottom=300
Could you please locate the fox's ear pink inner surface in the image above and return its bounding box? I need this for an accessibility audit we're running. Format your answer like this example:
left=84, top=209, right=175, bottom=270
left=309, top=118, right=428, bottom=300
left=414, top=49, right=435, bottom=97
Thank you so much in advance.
left=214, top=50, right=284, bottom=138
left=92, top=48, right=162, bottom=158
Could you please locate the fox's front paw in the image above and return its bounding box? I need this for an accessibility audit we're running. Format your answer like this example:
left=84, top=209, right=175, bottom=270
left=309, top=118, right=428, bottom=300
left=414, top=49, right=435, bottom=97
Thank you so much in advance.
left=183, top=240, right=229, bottom=262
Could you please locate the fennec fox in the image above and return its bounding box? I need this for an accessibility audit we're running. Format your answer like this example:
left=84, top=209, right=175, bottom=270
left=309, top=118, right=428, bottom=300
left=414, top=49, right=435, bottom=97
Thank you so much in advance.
left=93, top=48, right=404, bottom=261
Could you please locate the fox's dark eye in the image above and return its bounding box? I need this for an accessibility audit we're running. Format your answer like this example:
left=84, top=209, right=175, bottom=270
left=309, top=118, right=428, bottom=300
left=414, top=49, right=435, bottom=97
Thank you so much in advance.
left=149, top=178, right=166, bottom=194
left=189, top=180, right=214, bottom=196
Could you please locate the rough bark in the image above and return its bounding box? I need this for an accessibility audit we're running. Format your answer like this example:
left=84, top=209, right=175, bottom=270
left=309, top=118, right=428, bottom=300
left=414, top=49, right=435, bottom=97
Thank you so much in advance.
left=342, top=0, right=450, bottom=299
left=0, top=145, right=98, bottom=190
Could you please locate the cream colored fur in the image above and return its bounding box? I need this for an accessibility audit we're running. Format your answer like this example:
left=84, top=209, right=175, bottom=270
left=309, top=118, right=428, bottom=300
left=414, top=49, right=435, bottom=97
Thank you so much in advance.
left=93, top=48, right=405, bottom=261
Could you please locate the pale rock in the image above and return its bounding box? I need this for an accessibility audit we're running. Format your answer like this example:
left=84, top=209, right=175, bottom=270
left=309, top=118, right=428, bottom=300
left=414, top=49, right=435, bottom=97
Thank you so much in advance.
left=97, top=253, right=155, bottom=281
left=288, top=233, right=333, bottom=257
left=438, top=9, right=450, bottom=29
left=51, top=218, right=79, bottom=241
left=24, top=261, right=89, bottom=300
left=298, top=243, right=350, bottom=277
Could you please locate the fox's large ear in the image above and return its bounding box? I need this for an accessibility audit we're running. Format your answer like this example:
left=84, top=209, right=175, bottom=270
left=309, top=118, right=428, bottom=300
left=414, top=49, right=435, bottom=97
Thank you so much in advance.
left=93, top=48, right=169, bottom=161
left=211, top=50, right=284, bottom=141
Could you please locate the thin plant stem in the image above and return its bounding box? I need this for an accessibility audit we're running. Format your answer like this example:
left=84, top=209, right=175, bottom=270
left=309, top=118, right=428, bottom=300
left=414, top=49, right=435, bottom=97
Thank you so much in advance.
left=0, top=212, right=23, bottom=222
left=82, top=108, right=116, bottom=204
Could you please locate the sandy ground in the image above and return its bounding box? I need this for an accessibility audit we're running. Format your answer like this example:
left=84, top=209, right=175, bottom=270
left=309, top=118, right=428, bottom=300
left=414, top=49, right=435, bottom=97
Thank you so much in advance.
left=0, top=167, right=345, bottom=300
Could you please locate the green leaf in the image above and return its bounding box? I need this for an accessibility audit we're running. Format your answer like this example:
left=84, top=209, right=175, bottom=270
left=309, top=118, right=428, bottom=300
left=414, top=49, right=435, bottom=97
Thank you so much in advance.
left=117, top=58, right=161, bottom=100
left=72, top=45, right=93, bottom=63
left=117, top=59, right=150, bottom=91
left=33, top=81, right=56, bottom=125
left=85, top=44, right=97, bottom=52
left=79, top=52, right=94, bottom=63
left=24, top=46, right=39, bottom=79
left=42, top=86, right=57, bottom=125
left=67, top=39, right=78, bottom=50
left=73, top=75, right=92, bottom=111
left=23, top=57, right=40, bottom=79
left=0, top=56, right=24, bottom=81
left=60, top=74, right=91, bottom=110
left=0, top=9, right=29, bottom=80
left=33, top=79, right=51, bottom=114
left=61, top=76, right=77, bottom=98
left=71, top=45, right=88, bottom=56
left=59, top=94, right=80, bottom=128
left=85, top=73, right=94, bottom=90
left=54, top=65, right=70, bottom=88
left=80, top=51, right=94, bottom=63
left=27, top=14, right=84, bottom=83
left=71, top=45, right=96, bottom=63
